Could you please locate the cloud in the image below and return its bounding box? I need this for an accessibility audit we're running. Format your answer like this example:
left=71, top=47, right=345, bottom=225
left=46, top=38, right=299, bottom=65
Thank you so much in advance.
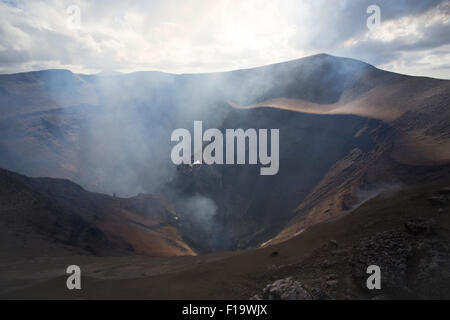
left=330, top=2, right=450, bottom=77
left=0, top=0, right=449, bottom=78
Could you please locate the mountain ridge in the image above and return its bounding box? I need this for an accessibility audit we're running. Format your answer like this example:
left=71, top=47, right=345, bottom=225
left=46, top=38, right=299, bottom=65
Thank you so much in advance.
left=1, top=53, right=449, bottom=251
left=0, top=168, right=194, bottom=258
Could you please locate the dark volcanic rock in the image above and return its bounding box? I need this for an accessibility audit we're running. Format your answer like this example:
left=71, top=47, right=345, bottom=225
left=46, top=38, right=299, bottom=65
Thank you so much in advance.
left=404, top=218, right=436, bottom=235
left=310, top=287, right=332, bottom=300
left=351, top=231, right=413, bottom=295
left=256, top=277, right=312, bottom=300
left=427, top=195, right=449, bottom=206
left=438, top=187, right=450, bottom=195
left=351, top=227, right=450, bottom=298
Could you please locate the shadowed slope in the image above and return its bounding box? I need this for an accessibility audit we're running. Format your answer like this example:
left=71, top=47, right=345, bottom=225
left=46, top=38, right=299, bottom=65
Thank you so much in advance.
left=0, top=168, right=194, bottom=258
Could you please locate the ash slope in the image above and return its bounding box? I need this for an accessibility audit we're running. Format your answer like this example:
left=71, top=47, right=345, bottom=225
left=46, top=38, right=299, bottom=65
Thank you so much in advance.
left=0, top=168, right=194, bottom=259
left=1, top=179, right=449, bottom=299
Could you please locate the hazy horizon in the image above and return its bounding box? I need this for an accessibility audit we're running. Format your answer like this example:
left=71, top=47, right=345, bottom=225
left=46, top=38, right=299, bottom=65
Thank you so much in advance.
left=2, top=53, right=450, bottom=81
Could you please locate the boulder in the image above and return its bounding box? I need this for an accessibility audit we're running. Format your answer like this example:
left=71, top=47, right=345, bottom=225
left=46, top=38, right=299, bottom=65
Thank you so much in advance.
left=260, top=277, right=312, bottom=300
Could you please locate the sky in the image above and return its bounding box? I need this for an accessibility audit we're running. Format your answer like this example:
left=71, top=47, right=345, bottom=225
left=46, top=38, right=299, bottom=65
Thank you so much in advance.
left=0, top=0, right=449, bottom=78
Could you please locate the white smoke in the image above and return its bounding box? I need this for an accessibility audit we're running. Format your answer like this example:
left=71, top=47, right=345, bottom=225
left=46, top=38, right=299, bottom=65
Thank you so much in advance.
left=183, top=195, right=218, bottom=231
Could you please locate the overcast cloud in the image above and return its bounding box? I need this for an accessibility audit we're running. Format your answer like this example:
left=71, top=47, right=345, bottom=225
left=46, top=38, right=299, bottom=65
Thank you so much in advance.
left=0, top=0, right=449, bottom=78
